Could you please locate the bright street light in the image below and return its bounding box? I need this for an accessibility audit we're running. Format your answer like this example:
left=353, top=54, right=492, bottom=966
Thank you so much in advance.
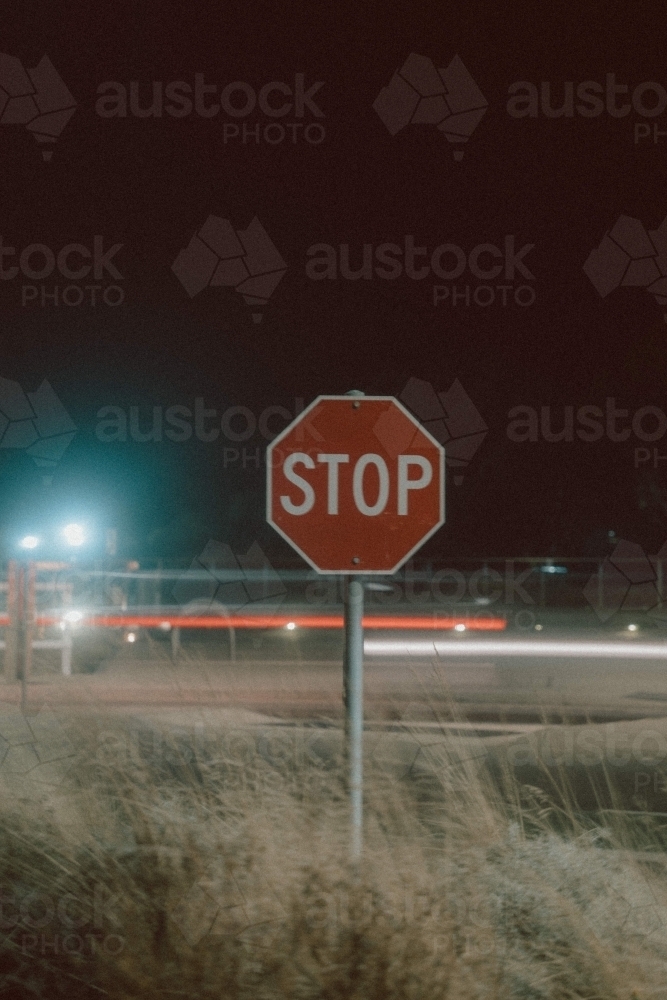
left=19, top=535, right=40, bottom=550
left=62, top=523, right=86, bottom=547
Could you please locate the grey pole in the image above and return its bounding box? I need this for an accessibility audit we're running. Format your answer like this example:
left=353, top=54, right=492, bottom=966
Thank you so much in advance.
left=61, top=634, right=72, bottom=677
left=345, top=578, right=364, bottom=862
left=342, top=388, right=366, bottom=863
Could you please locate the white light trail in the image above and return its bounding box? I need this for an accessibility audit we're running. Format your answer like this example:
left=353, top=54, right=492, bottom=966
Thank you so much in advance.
left=364, top=639, right=667, bottom=660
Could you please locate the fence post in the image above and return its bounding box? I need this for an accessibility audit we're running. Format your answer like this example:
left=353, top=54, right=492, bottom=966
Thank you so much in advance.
left=21, top=562, right=36, bottom=713
left=61, top=634, right=72, bottom=677
left=5, top=561, right=18, bottom=682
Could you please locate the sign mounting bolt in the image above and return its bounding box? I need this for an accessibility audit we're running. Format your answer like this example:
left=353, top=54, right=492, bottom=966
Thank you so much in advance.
left=346, top=389, right=364, bottom=410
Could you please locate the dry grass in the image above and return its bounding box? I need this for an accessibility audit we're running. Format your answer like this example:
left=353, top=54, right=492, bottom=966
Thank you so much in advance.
left=0, top=707, right=665, bottom=998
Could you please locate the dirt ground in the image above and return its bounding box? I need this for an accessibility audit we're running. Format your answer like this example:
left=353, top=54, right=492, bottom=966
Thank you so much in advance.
left=5, top=649, right=667, bottom=817
left=7, top=649, right=667, bottom=723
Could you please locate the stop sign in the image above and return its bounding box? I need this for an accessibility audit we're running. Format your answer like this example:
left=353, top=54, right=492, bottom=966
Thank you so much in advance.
left=266, top=395, right=445, bottom=573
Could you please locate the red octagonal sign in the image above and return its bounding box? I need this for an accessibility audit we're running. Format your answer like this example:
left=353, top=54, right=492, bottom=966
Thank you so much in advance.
left=267, top=395, right=445, bottom=574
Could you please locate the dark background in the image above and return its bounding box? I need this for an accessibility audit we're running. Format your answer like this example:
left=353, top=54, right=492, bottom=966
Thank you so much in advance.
left=2, top=1, right=666, bottom=563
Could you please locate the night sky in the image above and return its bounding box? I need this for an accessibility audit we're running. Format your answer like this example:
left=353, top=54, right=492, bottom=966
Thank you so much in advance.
left=2, top=2, right=667, bottom=563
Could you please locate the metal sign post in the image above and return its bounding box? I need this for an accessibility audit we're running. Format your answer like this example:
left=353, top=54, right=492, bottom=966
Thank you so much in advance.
left=344, top=577, right=364, bottom=862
